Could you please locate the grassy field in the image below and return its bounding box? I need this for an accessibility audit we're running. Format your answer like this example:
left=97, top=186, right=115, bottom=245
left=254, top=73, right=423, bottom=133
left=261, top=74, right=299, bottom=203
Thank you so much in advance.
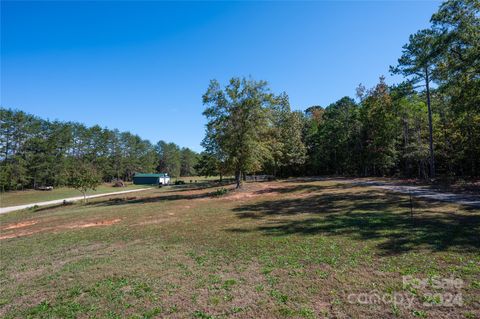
left=0, top=184, right=149, bottom=207
left=0, top=178, right=478, bottom=318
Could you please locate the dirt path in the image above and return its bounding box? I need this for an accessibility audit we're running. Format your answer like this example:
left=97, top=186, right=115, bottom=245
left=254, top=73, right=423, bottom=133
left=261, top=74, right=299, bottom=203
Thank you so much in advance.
left=0, top=188, right=151, bottom=215
left=351, top=179, right=480, bottom=208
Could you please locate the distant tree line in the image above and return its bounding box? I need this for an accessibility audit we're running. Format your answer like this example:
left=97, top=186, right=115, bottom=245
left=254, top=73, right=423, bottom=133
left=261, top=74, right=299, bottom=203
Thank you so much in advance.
left=199, top=0, right=479, bottom=187
left=0, top=109, right=199, bottom=191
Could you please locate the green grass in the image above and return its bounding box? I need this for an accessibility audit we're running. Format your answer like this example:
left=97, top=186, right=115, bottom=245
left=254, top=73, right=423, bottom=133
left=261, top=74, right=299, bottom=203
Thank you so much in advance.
left=0, top=179, right=478, bottom=318
left=0, top=183, right=148, bottom=207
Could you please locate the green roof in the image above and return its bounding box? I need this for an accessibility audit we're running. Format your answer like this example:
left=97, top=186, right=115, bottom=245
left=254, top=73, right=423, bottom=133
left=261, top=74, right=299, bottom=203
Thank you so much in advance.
left=134, top=173, right=169, bottom=178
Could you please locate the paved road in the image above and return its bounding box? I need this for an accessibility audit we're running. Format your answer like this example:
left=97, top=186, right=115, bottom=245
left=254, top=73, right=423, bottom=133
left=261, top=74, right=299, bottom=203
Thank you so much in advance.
left=352, top=180, right=480, bottom=208
left=0, top=188, right=151, bottom=215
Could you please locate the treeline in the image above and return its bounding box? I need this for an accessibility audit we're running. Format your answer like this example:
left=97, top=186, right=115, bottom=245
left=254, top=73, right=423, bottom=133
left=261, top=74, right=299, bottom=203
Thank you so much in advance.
left=198, top=0, right=479, bottom=187
left=0, top=109, right=199, bottom=191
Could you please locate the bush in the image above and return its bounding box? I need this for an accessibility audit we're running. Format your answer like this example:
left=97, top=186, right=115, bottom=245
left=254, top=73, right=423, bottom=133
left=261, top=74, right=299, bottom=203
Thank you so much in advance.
left=112, top=179, right=125, bottom=187
left=214, top=187, right=228, bottom=196
left=175, top=180, right=186, bottom=185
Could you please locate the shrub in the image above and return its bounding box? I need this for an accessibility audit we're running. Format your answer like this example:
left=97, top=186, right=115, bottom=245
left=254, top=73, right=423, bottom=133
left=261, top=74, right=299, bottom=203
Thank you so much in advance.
left=112, top=179, right=125, bottom=187
left=214, top=187, right=228, bottom=196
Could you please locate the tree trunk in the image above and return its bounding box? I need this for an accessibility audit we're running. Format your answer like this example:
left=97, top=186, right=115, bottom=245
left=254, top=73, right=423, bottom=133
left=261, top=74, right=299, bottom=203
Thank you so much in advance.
left=4, top=139, right=9, bottom=161
left=83, top=191, right=87, bottom=203
left=235, top=170, right=241, bottom=189
left=403, top=117, right=409, bottom=177
left=334, top=149, right=338, bottom=175
left=425, top=67, right=435, bottom=179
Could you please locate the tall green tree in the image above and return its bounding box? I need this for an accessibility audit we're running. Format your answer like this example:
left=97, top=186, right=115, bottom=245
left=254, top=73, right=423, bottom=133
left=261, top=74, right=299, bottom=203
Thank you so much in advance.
left=277, top=111, right=307, bottom=176
left=391, top=86, right=431, bottom=178
left=202, top=77, right=273, bottom=188
left=180, top=148, right=199, bottom=176
left=360, top=78, right=400, bottom=176
left=303, top=106, right=325, bottom=175
left=156, top=141, right=181, bottom=177
left=194, top=152, right=221, bottom=179
left=264, top=92, right=297, bottom=176
left=314, top=97, right=361, bottom=175
left=431, top=0, right=480, bottom=176
left=391, top=29, right=441, bottom=178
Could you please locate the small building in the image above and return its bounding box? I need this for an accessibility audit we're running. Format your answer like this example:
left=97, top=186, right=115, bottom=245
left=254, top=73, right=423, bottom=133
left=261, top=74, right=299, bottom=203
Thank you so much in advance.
left=133, top=173, right=170, bottom=185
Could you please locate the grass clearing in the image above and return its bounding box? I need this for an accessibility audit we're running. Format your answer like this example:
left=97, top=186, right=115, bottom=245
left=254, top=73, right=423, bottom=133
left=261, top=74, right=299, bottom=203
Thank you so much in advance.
left=0, top=178, right=478, bottom=318
left=0, top=184, right=149, bottom=207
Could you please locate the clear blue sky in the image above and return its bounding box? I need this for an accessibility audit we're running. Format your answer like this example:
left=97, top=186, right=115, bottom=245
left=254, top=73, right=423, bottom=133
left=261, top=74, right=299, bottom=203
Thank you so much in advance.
left=1, top=1, right=440, bottom=152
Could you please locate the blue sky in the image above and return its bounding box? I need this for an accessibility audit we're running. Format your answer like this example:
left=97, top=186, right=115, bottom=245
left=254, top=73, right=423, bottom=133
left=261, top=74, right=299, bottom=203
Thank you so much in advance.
left=1, top=1, right=440, bottom=152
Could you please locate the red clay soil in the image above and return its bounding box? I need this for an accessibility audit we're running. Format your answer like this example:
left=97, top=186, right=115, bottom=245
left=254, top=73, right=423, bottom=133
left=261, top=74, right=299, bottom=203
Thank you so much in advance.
left=0, top=218, right=122, bottom=240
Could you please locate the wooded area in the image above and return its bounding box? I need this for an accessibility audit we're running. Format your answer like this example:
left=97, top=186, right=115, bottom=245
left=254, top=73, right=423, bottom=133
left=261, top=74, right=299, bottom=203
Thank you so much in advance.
left=1, top=0, right=478, bottom=191
left=200, top=0, right=479, bottom=187
left=0, top=110, right=199, bottom=191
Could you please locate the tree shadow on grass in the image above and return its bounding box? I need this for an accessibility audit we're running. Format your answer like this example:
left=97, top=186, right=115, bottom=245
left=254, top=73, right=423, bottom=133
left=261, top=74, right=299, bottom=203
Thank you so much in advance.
left=28, top=190, right=218, bottom=212
left=90, top=191, right=216, bottom=207
left=249, top=181, right=359, bottom=198
left=229, top=190, right=480, bottom=255
left=90, top=181, right=334, bottom=208
left=81, top=181, right=237, bottom=208
left=280, top=176, right=359, bottom=184
left=32, top=201, right=75, bottom=213
left=162, top=180, right=234, bottom=193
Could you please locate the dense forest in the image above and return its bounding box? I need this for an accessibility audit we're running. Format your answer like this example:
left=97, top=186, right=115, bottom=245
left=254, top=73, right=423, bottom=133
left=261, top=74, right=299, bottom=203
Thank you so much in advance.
left=1, top=0, right=478, bottom=191
left=0, top=109, right=199, bottom=191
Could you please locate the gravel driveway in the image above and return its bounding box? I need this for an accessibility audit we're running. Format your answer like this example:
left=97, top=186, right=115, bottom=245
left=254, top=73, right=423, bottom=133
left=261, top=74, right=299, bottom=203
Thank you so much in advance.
left=351, top=180, right=480, bottom=208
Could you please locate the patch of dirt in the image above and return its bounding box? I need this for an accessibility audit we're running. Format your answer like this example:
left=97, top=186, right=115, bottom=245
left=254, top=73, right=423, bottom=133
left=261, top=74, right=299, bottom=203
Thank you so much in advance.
left=133, top=219, right=165, bottom=226
left=64, top=218, right=122, bottom=229
left=224, top=192, right=258, bottom=200
left=0, top=218, right=123, bottom=240
left=222, top=182, right=320, bottom=202
left=132, top=213, right=181, bottom=226
left=223, top=183, right=284, bottom=201
left=0, top=230, right=37, bottom=240
left=1, top=220, right=37, bottom=230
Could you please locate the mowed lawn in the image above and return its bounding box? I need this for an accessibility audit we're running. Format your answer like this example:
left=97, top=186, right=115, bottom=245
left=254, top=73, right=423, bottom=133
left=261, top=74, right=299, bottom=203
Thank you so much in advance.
left=0, top=179, right=478, bottom=318
left=0, top=184, right=149, bottom=207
